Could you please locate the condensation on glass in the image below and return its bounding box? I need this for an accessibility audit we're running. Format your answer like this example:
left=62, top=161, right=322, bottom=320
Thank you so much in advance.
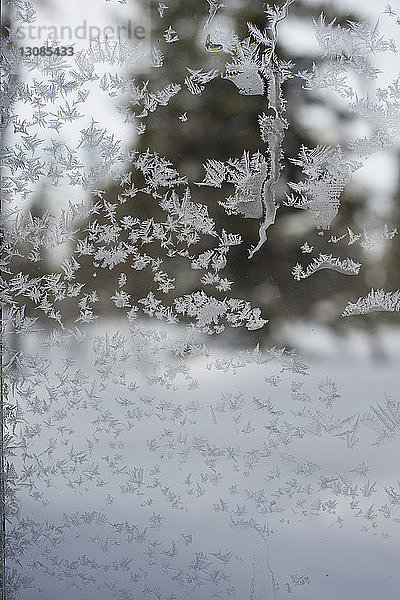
left=1, top=1, right=400, bottom=599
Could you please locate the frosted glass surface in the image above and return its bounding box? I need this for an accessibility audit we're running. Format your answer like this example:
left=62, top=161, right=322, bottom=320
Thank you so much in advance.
left=1, top=1, right=400, bottom=599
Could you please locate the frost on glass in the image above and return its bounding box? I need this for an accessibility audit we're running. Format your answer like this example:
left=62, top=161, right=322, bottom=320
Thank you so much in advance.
left=1, top=0, right=400, bottom=599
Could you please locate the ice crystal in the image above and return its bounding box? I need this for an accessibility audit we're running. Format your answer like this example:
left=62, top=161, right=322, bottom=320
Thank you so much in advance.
left=287, top=145, right=362, bottom=229
left=292, top=254, right=361, bottom=281
left=342, top=289, right=400, bottom=316
left=328, top=224, right=398, bottom=250
left=197, top=151, right=268, bottom=219
left=2, top=1, right=400, bottom=598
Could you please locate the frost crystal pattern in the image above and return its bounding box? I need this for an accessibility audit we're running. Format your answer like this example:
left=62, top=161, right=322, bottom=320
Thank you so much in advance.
left=1, top=1, right=400, bottom=599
